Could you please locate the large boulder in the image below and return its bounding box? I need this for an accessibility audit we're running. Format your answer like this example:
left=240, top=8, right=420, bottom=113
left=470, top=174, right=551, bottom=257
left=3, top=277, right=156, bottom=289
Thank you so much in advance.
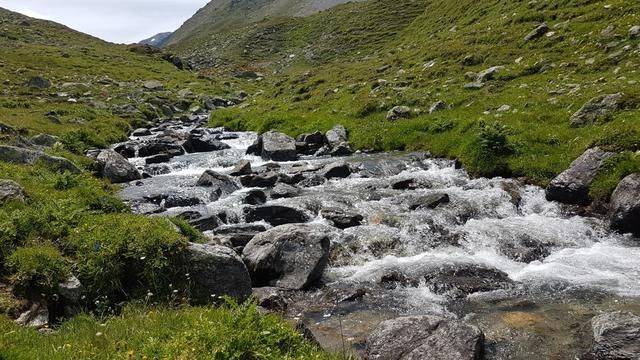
left=0, top=179, right=25, bottom=204
left=261, top=132, right=297, bottom=161
left=583, top=311, right=640, bottom=360
left=609, top=173, right=640, bottom=237
left=138, top=140, right=185, bottom=158
left=545, top=148, right=615, bottom=205
left=570, top=93, right=625, bottom=127
left=181, top=243, right=252, bottom=304
left=243, top=205, right=310, bottom=226
left=96, top=149, right=142, bottom=183
left=366, top=315, right=485, bottom=360
left=325, top=125, right=348, bottom=148
left=242, top=224, right=333, bottom=289
left=0, top=145, right=81, bottom=174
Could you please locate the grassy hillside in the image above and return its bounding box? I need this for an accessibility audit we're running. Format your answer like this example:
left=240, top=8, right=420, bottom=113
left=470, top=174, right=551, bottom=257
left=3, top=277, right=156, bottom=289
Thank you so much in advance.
left=170, top=0, right=640, bottom=199
left=0, top=8, right=333, bottom=359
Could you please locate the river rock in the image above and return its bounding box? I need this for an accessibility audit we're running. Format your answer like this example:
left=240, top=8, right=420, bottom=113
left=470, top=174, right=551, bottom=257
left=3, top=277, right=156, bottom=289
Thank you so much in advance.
left=131, top=128, right=152, bottom=137
left=298, top=174, right=327, bottom=187
left=242, top=224, right=333, bottom=289
left=422, top=264, right=513, bottom=298
left=570, top=93, right=625, bottom=127
left=261, top=132, right=297, bottom=161
left=213, top=224, right=268, bottom=248
left=583, top=311, right=640, bottom=360
left=244, top=205, right=310, bottom=226
left=271, top=183, right=301, bottom=199
left=96, top=149, right=142, bottom=183
left=609, top=173, right=640, bottom=237
left=180, top=212, right=222, bottom=232
left=240, top=172, right=279, bottom=188
left=230, top=160, right=252, bottom=176
left=184, top=135, right=231, bottom=153
left=545, top=148, right=615, bottom=205
left=30, top=134, right=58, bottom=147
left=112, top=142, right=137, bottom=158
left=408, top=193, right=450, bottom=210
left=181, top=243, right=252, bottom=304
left=145, top=154, right=172, bottom=164
left=497, top=234, right=550, bottom=263
left=325, top=124, right=348, bottom=148
left=321, top=161, right=352, bottom=178
left=243, top=189, right=267, bottom=205
left=320, top=208, right=364, bottom=229
left=138, top=140, right=185, bottom=157
left=196, top=170, right=240, bottom=198
left=0, top=145, right=81, bottom=173
left=0, top=179, right=25, bottom=204
left=366, top=315, right=485, bottom=360
left=357, top=159, right=407, bottom=177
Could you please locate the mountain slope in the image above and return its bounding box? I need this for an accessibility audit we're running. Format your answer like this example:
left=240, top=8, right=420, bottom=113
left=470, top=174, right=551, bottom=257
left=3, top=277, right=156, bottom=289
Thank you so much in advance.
left=168, top=0, right=640, bottom=197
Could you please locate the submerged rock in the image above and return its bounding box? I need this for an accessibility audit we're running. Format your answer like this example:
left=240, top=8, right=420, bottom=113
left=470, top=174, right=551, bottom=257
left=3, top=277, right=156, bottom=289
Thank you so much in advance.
left=422, top=264, right=513, bottom=298
left=609, top=173, right=640, bottom=237
left=583, top=311, right=640, bottom=360
left=545, top=148, right=615, bottom=205
left=242, top=224, right=333, bottom=290
left=366, top=315, right=485, bottom=360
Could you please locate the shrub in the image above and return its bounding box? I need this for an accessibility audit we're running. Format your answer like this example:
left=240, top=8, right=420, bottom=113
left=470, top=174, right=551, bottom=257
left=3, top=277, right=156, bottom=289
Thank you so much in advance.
left=466, top=122, right=513, bottom=178
left=67, top=214, right=187, bottom=301
left=60, top=129, right=107, bottom=154
left=8, top=245, right=69, bottom=294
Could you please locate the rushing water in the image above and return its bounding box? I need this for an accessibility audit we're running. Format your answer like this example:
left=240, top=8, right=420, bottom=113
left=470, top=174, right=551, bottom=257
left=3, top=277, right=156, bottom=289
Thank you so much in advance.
left=119, top=127, right=640, bottom=359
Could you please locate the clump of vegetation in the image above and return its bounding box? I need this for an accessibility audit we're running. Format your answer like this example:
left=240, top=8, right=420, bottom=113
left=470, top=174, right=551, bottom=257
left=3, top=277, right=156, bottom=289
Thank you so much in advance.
left=7, top=245, right=69, bottom=295
left=0, top=300, right=341, bottom=360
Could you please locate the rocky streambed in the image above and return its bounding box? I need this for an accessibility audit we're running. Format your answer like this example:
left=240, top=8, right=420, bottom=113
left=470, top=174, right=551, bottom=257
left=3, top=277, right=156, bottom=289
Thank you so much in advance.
left=99, top=117, right=640, bottom=359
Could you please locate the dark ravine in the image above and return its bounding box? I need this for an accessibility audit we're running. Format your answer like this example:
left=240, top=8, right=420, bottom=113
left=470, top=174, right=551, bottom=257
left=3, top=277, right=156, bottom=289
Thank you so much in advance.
left=97, top=106, right=640, bottom=359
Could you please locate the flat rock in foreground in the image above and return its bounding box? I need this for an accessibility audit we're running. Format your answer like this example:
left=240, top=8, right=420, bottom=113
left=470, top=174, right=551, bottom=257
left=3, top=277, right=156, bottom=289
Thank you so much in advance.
left=366, top=315, right=484, bottom=360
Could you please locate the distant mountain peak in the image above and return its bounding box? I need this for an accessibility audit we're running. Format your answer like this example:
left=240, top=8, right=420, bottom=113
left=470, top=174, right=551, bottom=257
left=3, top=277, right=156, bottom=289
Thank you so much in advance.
left=139, top=32, right=173, bottom=47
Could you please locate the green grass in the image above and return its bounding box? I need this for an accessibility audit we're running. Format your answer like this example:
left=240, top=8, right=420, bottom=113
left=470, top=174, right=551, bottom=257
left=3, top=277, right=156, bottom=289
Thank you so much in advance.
left=0, top=301, right=340, bottom=360
left=190, top=0, right=640, bottom=198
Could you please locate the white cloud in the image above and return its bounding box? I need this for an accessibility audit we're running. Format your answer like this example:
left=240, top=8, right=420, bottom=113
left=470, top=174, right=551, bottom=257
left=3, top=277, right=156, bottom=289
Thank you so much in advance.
left=0, top=0, right=210, bottom=44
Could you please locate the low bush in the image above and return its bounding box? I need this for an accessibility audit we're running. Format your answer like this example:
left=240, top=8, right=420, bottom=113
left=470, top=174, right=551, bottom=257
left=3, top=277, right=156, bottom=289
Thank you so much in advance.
left=8, top=245, right=69, bottom=295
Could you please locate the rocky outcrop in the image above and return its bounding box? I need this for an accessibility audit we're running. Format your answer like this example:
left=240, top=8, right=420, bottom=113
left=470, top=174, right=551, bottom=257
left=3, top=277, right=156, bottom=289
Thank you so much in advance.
left=583, top=311, right=640, bottom=360
left=366, top=315, right=485, bottom=360
left=30, top=134, right=59, bottom=147
left=261, top=132, right=297, bottom=161
left=0, top=145, right=81, bottom=173
left=242, top=224, right=333, bottom=289
left=464, top=66, right=503, bottom=90
left=181, top=243, right=252, bottom=304
left=96, top=149, right=142, bottom=183
left=0, top=179, right=25, bottom=203
left=609, top=173, right=640, bottom=237
left=545, top=148, right=615, bottom=205
left=570, top=93, right=625, bottom=127
left=243, top=205, right=310, bottom=226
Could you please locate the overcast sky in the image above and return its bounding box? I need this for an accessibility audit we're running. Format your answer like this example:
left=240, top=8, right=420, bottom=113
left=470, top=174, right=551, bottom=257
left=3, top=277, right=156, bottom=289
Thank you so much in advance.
left=0, top=0, right=209, bottom=44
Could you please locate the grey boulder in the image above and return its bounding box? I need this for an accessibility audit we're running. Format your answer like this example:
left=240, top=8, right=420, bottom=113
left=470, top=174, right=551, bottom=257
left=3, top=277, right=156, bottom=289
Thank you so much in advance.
left=242, top=223, right=333, bottom=290
left=96, top=149, right=142, bottom=183
left=181, top=243, right=252, bottom=304
left=609, top=173, right=640, bottom=237
left=545, top=148, right=615, bottom=205
left=196, top=170, right=239, bottom=199
left=366, top=315, right=484, bottom=360
left=583, top=311, right=640, bottom=360
left=570, top=93, right=625, bottom=127
left=0, top=145, right=80, bottom=174
left=261, top=132, right=297, bottom=161
left=0, top=179, right=25, bottom=204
